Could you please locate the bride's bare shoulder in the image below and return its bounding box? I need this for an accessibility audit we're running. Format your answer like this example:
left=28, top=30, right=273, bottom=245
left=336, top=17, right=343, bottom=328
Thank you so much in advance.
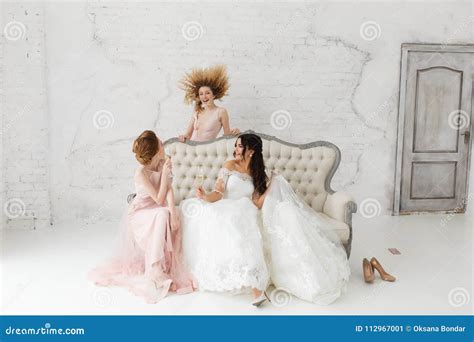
left=222, top=160, right=236, bottom=171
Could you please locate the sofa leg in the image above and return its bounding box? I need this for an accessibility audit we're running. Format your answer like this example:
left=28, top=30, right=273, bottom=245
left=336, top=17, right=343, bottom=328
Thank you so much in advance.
left=344, top=243, right=351, bottom=259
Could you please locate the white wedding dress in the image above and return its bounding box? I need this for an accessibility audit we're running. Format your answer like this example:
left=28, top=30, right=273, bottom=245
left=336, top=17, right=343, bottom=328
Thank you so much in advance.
left=261, top=174, right=350, bottom=305
left=181, top=168, right=350, bottom=304
left=180, top=168, right=269, bottom=292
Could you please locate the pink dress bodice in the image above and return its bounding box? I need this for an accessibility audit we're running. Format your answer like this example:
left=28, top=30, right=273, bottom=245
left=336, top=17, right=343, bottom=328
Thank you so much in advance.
left=190, top=107, right=222, bottom=142
left=129, top=164, right=167, bottom=212
left=134, top=169, right=162, bottom=199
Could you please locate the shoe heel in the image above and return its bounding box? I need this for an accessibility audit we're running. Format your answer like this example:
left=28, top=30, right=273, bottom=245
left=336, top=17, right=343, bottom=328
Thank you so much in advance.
left=370, top=257, right=396, bottom=282
left=363, top=258, right=375, bottom=283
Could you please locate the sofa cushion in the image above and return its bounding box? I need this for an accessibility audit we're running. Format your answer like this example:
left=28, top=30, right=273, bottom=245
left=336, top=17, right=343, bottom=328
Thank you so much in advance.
left=165, top=132, right=339, bottom=214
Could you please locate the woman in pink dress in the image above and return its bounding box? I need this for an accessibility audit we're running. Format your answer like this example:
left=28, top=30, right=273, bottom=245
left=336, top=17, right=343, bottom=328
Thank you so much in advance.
left=89, top=130, right=195, bottom=303
left=178, top=64, right=240, bottom=142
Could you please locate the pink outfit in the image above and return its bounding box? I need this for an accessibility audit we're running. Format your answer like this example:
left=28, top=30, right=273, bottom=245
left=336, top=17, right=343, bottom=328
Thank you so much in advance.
left=89, top=163, right=195, bottom=303
left=190, top=107, right=222, bottom=142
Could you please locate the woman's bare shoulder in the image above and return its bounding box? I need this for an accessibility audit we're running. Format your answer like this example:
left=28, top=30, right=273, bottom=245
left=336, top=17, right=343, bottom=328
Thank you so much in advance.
left=134, top=165, right=147, bottom=179
left=217, top=106, right=228, bottom=117
left=222, top=159, right=236, bottom=171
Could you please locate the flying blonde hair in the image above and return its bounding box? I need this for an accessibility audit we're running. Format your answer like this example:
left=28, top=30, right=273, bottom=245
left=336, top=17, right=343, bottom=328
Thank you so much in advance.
left=179, top=64, right=230, bottom=113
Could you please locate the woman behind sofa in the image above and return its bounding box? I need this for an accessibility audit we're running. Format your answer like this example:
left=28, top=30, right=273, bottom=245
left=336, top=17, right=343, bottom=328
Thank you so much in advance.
left=178, top=64, right=240, bottom=142
left=180, top=133, right=350, bottom=306
left=89, top=130, right=195, bottom=303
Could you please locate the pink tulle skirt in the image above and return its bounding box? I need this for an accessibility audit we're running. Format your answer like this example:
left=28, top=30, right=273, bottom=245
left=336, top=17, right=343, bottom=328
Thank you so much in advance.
left=89, top=197, right=196, bottom=303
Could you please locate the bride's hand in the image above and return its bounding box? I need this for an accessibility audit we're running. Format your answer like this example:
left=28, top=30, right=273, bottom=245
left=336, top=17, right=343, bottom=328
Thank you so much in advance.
left=196, top=186, right=206, bottom=200
left=230, top=128, right=240, bottom=136
left=178, top=135, right=187, bottom=143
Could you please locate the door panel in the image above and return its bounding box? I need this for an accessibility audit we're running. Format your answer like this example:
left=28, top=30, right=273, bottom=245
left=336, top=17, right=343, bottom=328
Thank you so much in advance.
left=396, top=46, right=473, bottom=214
left=413, top=67, right=462, bottom=153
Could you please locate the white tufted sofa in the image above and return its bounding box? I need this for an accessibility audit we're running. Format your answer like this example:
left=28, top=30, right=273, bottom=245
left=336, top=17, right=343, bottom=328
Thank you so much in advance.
left=162, top=130, right=357, bottom=258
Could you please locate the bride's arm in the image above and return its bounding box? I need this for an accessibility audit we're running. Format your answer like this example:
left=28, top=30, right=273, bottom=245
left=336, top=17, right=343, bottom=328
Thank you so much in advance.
left=252, top=171, right=278, bottom=209
left=252, top=191, right=267, bottom=209
left=197, top=162, right=232, bottom=202
left=197, top=179, right=225, bottom=203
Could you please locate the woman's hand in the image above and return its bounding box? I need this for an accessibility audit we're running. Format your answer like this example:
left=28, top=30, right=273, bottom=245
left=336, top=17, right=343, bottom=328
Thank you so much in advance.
left=178, top=135, right=188, bottom=143
left=162, top=158, right=172, bottom=179
left=230, top=128, right=240, bottom=136
left=196, top=186, right=206, bottom=200
left=170, top=210, right=180, bottom=231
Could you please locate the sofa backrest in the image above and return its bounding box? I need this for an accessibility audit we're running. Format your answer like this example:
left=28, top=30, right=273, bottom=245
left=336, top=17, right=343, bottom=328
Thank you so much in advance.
left=164, top=130, right=341, bottom=212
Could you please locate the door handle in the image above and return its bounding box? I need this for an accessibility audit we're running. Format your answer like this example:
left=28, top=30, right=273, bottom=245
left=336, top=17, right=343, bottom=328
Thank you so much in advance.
left=461, top=131, right=470, bottom=144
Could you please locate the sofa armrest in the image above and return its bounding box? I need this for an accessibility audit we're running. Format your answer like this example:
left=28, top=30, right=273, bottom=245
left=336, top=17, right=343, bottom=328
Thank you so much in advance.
left=323, top=191, right=357, bottom=258
left=323, top=191, right=356, bottom=223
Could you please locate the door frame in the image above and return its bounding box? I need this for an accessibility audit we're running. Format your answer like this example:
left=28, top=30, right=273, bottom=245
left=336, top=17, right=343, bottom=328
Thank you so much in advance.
left=393, top=43, right=474, bottom=215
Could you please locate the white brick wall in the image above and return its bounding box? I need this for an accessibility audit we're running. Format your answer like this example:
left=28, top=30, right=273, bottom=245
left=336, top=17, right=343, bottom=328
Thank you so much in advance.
left=2, top=2, right=51, bottom=229
left=1, top=1, right=473, bottom=228
left=0, top=6, right=4, bottom=229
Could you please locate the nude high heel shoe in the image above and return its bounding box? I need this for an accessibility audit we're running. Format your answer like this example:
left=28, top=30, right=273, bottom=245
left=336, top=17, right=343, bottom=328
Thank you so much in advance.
left=252, top=291, right=270, bottom=307
left=370, top=257, right=396, bottom=282
left=363, top=258, right=375, bottom=283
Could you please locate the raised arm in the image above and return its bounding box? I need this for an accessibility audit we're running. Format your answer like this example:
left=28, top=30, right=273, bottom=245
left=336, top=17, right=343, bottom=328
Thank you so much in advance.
left=135, top=163, right=171, bottom=206
left=219, top=109, right=240, bottom=136
left=197, top=178, right=225, bottom=203
left=179, top=113, right=196, bottom=142
left=197, top=161, right=232, bottom=203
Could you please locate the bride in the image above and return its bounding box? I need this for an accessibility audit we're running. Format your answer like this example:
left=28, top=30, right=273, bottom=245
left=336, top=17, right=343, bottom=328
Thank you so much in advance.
left=180, top=133, right=350, bottom=306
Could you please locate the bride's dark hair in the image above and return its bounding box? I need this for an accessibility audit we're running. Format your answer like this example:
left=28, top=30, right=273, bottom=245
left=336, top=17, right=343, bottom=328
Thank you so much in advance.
left=234, top=133, right=268, bottom=196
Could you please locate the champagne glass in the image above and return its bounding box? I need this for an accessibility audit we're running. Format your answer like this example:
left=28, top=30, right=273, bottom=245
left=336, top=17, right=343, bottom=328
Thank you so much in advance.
left=194, top=167, right=205, bottom=188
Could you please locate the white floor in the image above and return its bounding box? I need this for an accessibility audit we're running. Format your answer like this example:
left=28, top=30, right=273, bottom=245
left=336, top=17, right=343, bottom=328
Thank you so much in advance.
left=1, top=213, right=472, bottom=315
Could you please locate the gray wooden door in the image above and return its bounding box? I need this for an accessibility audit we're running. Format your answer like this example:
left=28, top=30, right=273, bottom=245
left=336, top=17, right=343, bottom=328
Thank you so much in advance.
left=394, top=44, right=473, bottom=214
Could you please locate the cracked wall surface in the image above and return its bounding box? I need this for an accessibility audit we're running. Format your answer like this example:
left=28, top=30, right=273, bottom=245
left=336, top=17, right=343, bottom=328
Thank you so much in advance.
left=2, top=1, right=473, bottom=227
